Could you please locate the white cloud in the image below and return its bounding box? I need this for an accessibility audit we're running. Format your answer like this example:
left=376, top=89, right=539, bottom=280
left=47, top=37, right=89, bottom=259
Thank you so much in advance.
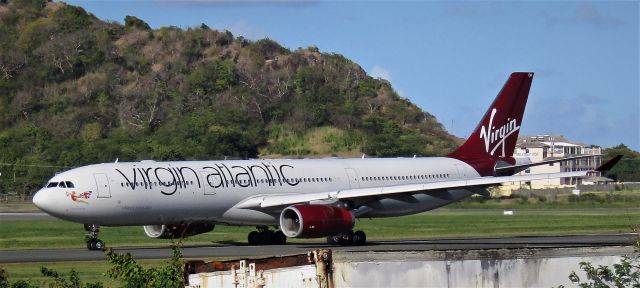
left=224, top=20, right=266, bottom=40
left=542, top=3, right=625, bottom=29
left=370, top=65, right=392, bottom=82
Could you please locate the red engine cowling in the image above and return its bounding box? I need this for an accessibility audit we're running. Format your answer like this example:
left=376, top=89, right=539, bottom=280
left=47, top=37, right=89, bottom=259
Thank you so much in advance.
left=279, top=204, right=354, bottom=238
left=143, top=223, right=215, bottom=239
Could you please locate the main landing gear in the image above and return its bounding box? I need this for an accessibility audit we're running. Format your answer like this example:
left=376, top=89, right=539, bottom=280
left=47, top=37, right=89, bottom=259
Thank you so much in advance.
left=247, top=226, right=287, bottom=245
left=84, top=224, right=105, bottom=251
left=327, top=230, right=366, bottom=246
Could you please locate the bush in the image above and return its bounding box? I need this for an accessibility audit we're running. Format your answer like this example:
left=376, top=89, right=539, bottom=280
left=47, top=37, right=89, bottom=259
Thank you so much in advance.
left=53, top=5, right=92, bottom=32
left=0, top=246, right=184, bottom=287
left=564, top=240, right=640, bottom=287
left=215, top=30, right=233, bottom=46
left=124, top=15, right=150, bottom=31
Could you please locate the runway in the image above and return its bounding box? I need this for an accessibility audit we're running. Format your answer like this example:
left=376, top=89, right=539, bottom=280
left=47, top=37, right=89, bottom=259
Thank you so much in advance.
left=0, top=212, right=52, bottom=220
left=0, top=233, right=637, bottom=263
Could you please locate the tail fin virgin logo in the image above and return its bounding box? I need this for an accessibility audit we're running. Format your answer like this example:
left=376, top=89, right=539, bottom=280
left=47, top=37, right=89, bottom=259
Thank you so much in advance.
left=479, top=108, right=520, bottom=157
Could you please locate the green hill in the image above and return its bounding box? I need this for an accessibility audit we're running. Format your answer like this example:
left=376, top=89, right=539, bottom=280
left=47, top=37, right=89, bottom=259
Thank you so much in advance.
left=0, top=1, right=459, bottom=195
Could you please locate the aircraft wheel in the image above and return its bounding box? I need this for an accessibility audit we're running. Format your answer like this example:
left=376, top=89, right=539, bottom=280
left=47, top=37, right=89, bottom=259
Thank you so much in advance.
left=87, top=239, right=105, bottom=251
left=248, top=231, right=260, bottom=245
left=273, top=231, right=287, bottom=245
left=93, top=239, right=105, bottom=250
left=338, top=231, right=353, bottom=246
left=259, top=230, right=275, bottom=245
left=353, top=231, right=366, bottom=245
left=327, top=234, right=340, bottom=245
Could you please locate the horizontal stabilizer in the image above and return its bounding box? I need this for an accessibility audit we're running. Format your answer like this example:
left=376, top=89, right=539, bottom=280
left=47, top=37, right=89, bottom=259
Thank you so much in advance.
left=596, top=155, right=622, bottom=172
left=495, top=154, right=602, bottom=174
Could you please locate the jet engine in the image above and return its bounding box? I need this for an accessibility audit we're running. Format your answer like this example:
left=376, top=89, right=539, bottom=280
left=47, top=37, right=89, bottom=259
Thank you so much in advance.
left=143, top=223, right=215, bottom=239
left=279, top=204, right=354, bottom=238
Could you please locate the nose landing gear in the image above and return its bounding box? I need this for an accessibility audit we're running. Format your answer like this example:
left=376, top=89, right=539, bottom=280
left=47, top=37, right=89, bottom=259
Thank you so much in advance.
left=84, top=224, right=105, bottom=251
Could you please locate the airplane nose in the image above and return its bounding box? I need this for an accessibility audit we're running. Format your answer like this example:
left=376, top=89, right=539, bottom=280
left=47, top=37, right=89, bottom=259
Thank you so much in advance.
left=32, top=190, right=44, bottom=209
left=32, top=189, right=52, bottom=213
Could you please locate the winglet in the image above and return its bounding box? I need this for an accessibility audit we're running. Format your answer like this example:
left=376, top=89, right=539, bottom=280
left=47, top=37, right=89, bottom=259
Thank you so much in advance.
left=595, top=155, right=622, bottom=172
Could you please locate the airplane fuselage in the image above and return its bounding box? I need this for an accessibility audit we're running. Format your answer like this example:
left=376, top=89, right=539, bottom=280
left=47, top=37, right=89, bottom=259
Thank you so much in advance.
left=33, top=157, right=480, bottom=226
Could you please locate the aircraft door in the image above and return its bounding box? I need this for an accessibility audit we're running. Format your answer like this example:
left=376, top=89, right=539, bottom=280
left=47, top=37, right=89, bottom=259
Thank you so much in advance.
left=94, top=173, right=111, bottom=198
left=200, top=171, right=216, bottom=195
left=345, top=168, right=360, bottom=189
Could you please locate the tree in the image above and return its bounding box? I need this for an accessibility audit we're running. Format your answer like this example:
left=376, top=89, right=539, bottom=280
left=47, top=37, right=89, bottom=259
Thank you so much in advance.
left=52, top=5, right=93, bottom=32
left=124, top=15, right=150, bottom=31
left=603, top=144, right=640, bottom=182
left=105, top=245, right=183, bottom=288
left=215, top=30, right=233, bottom=46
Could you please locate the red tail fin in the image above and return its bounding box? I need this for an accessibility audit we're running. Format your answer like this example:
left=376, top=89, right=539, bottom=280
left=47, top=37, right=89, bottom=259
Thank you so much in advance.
left=448, top=72, right=534, bottom=176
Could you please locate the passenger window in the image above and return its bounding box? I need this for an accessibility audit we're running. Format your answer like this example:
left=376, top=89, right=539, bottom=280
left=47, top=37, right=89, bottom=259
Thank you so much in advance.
left=47, top=182, right=58, bottom=188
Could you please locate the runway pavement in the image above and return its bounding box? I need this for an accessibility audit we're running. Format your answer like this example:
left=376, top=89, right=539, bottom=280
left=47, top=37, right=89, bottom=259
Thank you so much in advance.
left=0, top=233, right=637, bottom=263
left=0, top=212, right=52, bottom=220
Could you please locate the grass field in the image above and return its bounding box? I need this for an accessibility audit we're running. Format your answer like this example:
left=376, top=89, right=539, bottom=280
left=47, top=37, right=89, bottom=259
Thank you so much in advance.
left=0, top=202, right=39, bottom=213
left=1, top=208, right=639, bottom=250
left=1, top=259, right=166, bottom=288
left=450, top=190, right=640, bottom=209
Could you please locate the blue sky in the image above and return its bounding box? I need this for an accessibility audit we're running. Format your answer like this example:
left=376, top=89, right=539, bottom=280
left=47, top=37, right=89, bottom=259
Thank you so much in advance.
left=67, top=0, right=639, bottom=150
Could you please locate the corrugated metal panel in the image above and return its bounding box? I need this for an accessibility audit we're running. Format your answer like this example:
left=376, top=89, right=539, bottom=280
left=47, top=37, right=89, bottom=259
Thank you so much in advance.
left=185, top=247, right=633, bottom=288
left=186, top=250, right=332, bottom=288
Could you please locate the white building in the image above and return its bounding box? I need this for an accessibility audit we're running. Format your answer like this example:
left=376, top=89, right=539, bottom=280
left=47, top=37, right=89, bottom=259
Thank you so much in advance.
left=504, top=135, right=602, bottom=190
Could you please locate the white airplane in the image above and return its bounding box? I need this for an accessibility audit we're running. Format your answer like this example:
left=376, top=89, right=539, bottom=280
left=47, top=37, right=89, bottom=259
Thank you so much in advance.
left=32, top=72, right=619, bottom=250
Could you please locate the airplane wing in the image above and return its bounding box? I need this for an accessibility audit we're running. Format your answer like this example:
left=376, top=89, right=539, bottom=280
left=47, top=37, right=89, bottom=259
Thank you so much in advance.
left=235, top=155, right=622, bottom=211
left=234, top=170, right=588, bottom=210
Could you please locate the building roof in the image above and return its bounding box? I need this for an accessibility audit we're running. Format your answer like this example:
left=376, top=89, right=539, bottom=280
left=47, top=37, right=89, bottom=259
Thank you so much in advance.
left=517, top=134, right=599, bottom=149
left=541, top=141, right=580, bottom=147
left=517, top=142, right=549, bottom=148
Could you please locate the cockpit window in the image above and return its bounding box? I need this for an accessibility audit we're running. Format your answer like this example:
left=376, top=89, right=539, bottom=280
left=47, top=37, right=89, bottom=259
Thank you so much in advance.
left=47, top=182, right=58, bottom=188
left=58, top=182, right=66, bottom=188
left=65, top=181, right=74, bottom=188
